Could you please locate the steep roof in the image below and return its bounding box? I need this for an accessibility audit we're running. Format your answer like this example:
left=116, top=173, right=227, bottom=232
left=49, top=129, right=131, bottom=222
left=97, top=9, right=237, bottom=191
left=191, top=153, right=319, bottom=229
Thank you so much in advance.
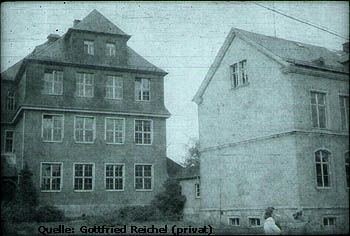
left=166, top=157, right=184, bottom=178
left=176, top=165, right=200, bottom=180
left=1, top=9, right=166, bottom=81
left=72, top=9, right=130, bottom=37
left=193, top=28, right=349, bottom=103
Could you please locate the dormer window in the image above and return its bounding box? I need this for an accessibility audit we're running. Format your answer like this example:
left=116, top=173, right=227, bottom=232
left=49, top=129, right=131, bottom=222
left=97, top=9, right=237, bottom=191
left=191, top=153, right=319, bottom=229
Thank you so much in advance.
left=106, top=43, right=116, bottom=57
left=84, top=40, right=94, bottom=55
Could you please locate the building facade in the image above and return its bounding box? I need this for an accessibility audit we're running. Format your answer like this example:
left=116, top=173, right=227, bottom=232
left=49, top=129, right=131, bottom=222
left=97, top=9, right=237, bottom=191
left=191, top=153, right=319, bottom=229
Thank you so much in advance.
left=192, top=28, right=349, bottom=233
left=1, top=10, right=170, bottom=216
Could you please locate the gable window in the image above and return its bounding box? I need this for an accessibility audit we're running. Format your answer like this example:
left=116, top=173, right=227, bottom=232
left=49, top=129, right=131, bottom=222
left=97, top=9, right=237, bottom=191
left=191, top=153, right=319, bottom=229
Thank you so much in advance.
left=311, top=92, right=327, bottom=129
left=248, top=218, right=261, bottom=227
left=229, top=218, right=240, bottom=226
left=105, top=118, right=124, bottom=144
left=230, top=60, right=248, bottom=88
left=345, top=152, right=349, bottom=188
left=323, top=217, right=336, bottom=226
left=315, top=150, right=331, bottom=188
left=41, top=163, right=62, bottom=192
left=195, top=183, right=200, bottom=198
left=6, top=90, right=16, bottom=111
left=135, top=78, right=150, bottom=101
left=105, top=164, right=124, bottom=191
left=43, top=71, right=63, bottom=95
left=75, top=116, right=95, bottom=143
left=74, top=163, right=94, bottom=191
left=135, top=164, right=153, bottom=190
left=42, top=114, right=63, bottom=142
left=106, top=43, right=116, bottom=57
left=339, top=96, right=349, bottom=130
left=134, top=120, right=152, bottom=145
left=76, top=73, right=94, bottom=97
left=106, top=76, right=123, bottom=99
left=4, top=130, right=14, bottom=153
left=84, top=40, right=94, bottom=55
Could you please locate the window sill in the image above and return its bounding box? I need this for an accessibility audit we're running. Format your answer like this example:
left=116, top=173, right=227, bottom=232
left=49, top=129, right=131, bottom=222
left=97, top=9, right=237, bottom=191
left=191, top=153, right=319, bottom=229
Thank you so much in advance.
left=73, top=190, right=94, bottom=192
left=135, top=143, right=153, bottom=146
left=316, top=187, right=331, bottom=190
left=135, top=189, right=153, bottom=192
left=105, top=97, right=123, bottom=101
left=106, top=189, right=125, bottom=192
left=134, top=100, right=151, bottom=103
left=74, top=141, right=95, bottom=144
left=106, top=142, right=124, bottom=145
left=42, top=140, right=63, bottom=143
left=41, top=190, right=62, bottom=193
left=231, top=82, right=250, bottom=90
left=41, top=93, right=63, bottom=96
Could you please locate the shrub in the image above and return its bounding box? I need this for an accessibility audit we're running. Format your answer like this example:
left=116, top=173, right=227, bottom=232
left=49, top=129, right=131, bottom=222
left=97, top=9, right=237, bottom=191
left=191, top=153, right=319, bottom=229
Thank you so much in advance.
left=36, top=205, right=65, bottom=222
left=152, top=178, right=186, bottom=219
left=117, top=205, right=156, bottom=223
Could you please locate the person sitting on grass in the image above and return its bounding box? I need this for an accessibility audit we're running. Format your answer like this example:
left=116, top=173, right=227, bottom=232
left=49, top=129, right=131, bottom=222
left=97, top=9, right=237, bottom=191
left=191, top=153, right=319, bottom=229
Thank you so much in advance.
left=264, top=207, right=281, bottom=235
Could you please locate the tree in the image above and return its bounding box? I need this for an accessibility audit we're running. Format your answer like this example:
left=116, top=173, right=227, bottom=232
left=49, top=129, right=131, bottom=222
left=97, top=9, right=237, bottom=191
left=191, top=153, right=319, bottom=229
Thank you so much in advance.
left=182, top=139, right=200, bottom=168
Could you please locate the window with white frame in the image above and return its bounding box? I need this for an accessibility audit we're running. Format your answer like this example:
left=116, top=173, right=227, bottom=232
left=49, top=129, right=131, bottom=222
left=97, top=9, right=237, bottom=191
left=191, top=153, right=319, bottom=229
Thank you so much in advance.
left=76, top=73, right=94, bottom=97
left=41, top=163, right=62, bottom=191
left=135, top=120, right=152, bottom=144
left=135, top=165, right=152, bottom=190
left=230, top=60, right=248, bottom=88
left=315, top=150, right=331, bottom=188
left=229, top=218, right=240, bottom=226
left=195, top=183, right=200, bottom=198
left=74, top=163, right=94, bottom=191
left=323, top=217, right=336, bottom=227
left=105, top=118, right=124, bottom=144
left=4, top=130, right=14, bottom=153
left=106, top=76, right=123, bottom=99
left=339, top=96, right=349, bottom=130
left=6, top=90, right=16, bottom=111
left=248, top=218, right=261, bottom=227
left=345, top=152, right=349, bottom=188
left=42, top=114, right=63, bottom=142
left=43, top=71, right=63, bottom=95
left=106, top=43, right=116, bottom=57
left=311, top=92, right=327, bottom=129
left=75, top=116, right=95, bottom=143
left=135, top=78, right=150, bottom=101
left=105, top=164, right=124, bottom=190
left=84, top=40, right=94, bottom=55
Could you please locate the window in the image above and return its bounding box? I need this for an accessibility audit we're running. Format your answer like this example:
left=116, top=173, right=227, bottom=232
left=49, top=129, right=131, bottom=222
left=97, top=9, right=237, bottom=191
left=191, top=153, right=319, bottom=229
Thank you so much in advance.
left=323, top=217, right=336, bottom=226
left=135, top=165, right=153, bottom=190
left=106, top=43, right=116, bottom=56
left=76, top=73, right=94, bottom=97
left=84, top=40, right=94, bottom=55
left=311, top=92, right=327, bottom=129
left=43, top=71, right=63, bottom=95
left=229, top=218, right=240, bottom=226
left=135, top=78, right=150, bottom=101
left=105, top=118, right=124, bottom=144
left=75, top=116, right=95, bottom=143
left=106, top=76, right=123, bottom=99
left=42, top=114, right=63, bottom=142
left=195, top=183, right=200, bottom=198
left=315, top=150, right=331, bottom=188
left=41, top=163, right=62, bottom=191
left=74, top=163, right=94, bottom=191
left=4, top=130, right=14, bottom=153
left=339, top=96, right=349, bottom=130
left=248, top=218, right=261, bottom=227
left=6, top=90, right=16, bottom=111
left=105, top=164, right=124, bottom=191
left=345, top=152, right=349, bottom=188
left=230, top=60, right=248, bottom=88
left=134, top=120, right=152, bottom=145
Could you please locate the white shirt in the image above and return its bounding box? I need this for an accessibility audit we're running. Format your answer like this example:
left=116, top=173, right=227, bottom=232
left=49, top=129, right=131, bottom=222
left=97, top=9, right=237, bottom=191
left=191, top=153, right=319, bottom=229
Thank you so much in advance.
left=264, top=217, right=281, bottom=235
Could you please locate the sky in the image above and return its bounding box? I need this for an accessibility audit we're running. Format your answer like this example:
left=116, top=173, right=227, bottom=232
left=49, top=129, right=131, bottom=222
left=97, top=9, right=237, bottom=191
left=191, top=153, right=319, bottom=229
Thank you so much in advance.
left=1, top=1, right=349, bottom=164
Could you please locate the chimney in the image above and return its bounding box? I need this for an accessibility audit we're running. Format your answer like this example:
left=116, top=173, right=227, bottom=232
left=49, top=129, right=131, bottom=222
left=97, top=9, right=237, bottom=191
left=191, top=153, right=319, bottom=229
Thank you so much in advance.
left=343, top=42, right=349, bottom=53
left=47, top=34, right=60, bottom=42
left=73, top=19, right=81, bottom=27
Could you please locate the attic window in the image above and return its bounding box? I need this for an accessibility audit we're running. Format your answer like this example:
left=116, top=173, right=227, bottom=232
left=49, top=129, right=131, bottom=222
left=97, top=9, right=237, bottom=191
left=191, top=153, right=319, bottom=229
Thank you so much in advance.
left=295, top=42, right=304, bottom=47
left=106, top=43, right=116, bottom=57
left=84, top=41, right=94, bottom=55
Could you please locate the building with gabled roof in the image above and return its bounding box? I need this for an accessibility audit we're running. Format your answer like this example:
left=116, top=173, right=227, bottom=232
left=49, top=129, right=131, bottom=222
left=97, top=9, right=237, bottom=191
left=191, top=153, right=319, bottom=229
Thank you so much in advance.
left=1, top=9, right=170, bottom=216
left=191, top=28, right=349, bottom=234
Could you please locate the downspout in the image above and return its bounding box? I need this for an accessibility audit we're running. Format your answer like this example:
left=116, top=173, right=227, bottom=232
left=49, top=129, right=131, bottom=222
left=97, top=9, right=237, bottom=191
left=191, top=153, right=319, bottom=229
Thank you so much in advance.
left=21, top=111, right=26, bottom=169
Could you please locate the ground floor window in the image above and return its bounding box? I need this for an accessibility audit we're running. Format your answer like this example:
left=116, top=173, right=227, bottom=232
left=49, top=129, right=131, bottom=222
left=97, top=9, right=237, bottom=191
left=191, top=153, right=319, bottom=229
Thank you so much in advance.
left=323, top=217, right=336, bottom=227
left=248, top=218, right=261, bottom=227
left=105, top=164, right=124, bottom=191
left=135, top=164, right=152, bottom=190
left=229, top=218, right=240, bottom=226
left=41, top=163, right=62, bottom=191
left=74, top=163, right=94, bottom=191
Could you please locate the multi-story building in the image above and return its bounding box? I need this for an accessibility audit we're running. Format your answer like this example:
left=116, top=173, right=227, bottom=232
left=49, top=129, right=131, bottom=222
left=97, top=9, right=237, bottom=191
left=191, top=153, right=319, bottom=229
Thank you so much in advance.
left=1, top=9, right=170, bottom=216
left=191, top=28, right=349, bottom=233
